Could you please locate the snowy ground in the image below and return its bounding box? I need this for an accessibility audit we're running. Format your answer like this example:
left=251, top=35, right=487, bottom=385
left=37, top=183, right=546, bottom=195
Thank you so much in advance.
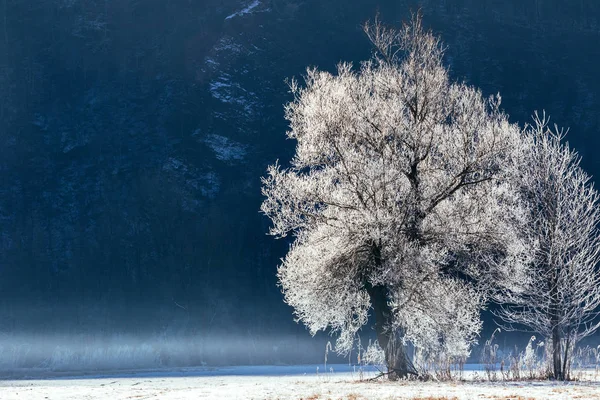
left=1, top=365, right=599, bottom=400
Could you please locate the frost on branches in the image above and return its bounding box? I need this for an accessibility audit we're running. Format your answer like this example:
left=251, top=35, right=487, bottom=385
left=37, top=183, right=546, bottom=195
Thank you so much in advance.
left=394, top=276, right=483, bottom=375
left=261, top=15, right=524, bottom=380
left=495, top=113, right=600, bottom=380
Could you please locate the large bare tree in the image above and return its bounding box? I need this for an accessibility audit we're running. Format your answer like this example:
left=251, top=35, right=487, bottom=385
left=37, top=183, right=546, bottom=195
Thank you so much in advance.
left=496, top=112, right=600, bottom=380
left=261, top=15, right=523, bottom=379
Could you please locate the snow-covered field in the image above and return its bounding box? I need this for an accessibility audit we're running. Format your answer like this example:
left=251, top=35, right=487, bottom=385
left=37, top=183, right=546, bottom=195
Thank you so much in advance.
left=1, top=365, right=599, bottom=400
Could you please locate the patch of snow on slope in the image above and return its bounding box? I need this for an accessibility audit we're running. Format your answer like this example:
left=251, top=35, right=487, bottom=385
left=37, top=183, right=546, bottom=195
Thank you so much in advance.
left=209, top=78, right=233, bottom=102
left=225, top=0, right=260, bottom=20
left=198, top=171, right=220, bottom=198
left=162, top=157, right=221, bottom=200
left=208, top=75, right=256, bottom=115
left=203, top=134, right=247, bottom=162
left=214, top=37, right=243, bottom=54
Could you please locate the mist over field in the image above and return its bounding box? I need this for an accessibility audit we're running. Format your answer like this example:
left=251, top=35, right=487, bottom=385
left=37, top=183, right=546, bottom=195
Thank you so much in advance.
left=0, top=0, right=599, bottom=381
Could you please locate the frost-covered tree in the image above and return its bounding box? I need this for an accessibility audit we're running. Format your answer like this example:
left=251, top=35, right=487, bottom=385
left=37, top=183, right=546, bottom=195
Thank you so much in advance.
left=496, top=113, right=600, bottom=380
left=261, top=15, right=523, bottom=379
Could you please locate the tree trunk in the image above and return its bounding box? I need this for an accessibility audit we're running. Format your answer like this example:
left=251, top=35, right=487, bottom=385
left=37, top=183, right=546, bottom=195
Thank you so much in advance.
left=562, top=333, right=571, bottom=380
left=549, top=261, right=563, bottom=380
left=365, top=282, right=417, bottom=380
left=552, top=324, right=563, bottom=380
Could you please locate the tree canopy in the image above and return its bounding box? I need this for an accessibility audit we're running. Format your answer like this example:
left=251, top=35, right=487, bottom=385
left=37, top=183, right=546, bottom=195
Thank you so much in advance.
left=262, top=15, right=526, bottom=378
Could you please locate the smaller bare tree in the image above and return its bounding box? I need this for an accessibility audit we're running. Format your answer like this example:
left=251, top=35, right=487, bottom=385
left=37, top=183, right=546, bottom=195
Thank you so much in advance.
left=496, top=112, right=600, bottom=380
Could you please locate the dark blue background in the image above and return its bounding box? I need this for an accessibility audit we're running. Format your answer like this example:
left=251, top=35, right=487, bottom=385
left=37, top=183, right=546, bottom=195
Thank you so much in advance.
left=0, top=0, right=598, bottom=367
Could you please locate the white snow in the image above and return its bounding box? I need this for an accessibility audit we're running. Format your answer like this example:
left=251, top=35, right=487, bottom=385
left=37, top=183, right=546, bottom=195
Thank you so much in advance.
left=208, top=75, right=256, bottom=115
left=214, top=37, right=243, bottom=54
left=1, top=365, right=599, bottom=400
left=198, top=171, right=220, bottom=198
left=203, top=134, right=247, bottom=162
left=225, top=0, right=260, bottom=20
left=208, top=78, right=236, bottom=103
